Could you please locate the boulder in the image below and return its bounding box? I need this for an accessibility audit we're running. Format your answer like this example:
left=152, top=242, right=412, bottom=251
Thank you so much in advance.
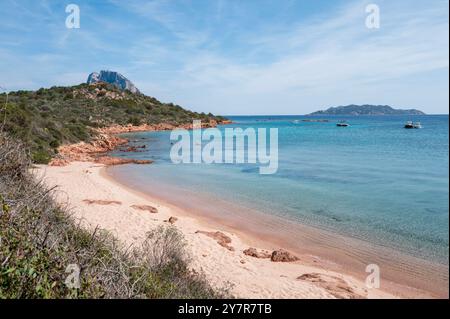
left=196, top=230, right=234, bottom=251
left=297, top=273, right=364, bottom=299
left=168, top=216, right=178, bottom=224
left=243, top=248, right=271, bottom=259
left=83, top=199, right=122, bottom=205
left=270, top=249, right=299, bottom=262
left=94, top=157, right=152, bottom=165
left=130, top=204, right=158, bottom=214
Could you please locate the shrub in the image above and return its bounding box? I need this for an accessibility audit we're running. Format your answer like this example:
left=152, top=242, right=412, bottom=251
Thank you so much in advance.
left=128, top=116, right=141, bottom=126
left=31, top=150, right=52, bottom=164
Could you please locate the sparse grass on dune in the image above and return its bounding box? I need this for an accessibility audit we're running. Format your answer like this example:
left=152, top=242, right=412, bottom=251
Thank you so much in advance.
left=0, top=133, right=227, bottom=299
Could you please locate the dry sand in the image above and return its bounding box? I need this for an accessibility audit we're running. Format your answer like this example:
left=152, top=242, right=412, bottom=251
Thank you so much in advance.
left=34, top=161, right=399, bottom=299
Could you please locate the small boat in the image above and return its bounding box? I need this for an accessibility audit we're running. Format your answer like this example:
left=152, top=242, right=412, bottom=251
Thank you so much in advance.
left=404, top=121, right=422, bottom=129
left=302, top=119, right=329, bottom=122
left=336, top=121, right=349, bottom=127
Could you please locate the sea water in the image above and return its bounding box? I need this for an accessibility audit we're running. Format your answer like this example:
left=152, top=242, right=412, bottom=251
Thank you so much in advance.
left=108, top=115, right=449, bottom=265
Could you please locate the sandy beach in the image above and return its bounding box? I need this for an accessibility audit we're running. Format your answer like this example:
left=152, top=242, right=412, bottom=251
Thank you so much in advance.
left=32, top=161, right=404, bottom=299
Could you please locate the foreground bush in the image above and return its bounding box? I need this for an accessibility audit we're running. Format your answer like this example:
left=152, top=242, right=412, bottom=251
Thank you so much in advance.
left=0, top=133, right=225, bottom=298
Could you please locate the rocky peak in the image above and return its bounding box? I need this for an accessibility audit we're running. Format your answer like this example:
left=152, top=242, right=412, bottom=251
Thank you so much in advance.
left=87, top=70, right=141, bottom=94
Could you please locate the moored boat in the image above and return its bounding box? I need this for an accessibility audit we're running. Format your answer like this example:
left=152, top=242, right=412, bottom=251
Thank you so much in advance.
left=337, top=121, right=349, bottom=127
left=404, top=121, right=422, bottom=129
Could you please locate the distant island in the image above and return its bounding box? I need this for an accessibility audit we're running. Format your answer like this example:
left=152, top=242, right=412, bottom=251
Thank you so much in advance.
left=309, top=104, right=425, bottom=115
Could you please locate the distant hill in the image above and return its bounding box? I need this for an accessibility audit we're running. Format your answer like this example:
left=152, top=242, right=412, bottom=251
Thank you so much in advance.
left=0, top=82, right=226, bottom=163
left=87, top=70, right=141, bottom=94
left=309, top=105, right=425, bottom=115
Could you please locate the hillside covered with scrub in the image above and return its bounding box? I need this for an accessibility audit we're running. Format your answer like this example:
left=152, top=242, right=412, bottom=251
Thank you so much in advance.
left=0, top=82, right=226, bottom=164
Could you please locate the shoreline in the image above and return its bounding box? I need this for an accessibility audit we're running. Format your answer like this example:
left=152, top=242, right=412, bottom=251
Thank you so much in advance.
left=104, top=166, right=449, bottom=299
left=35, top=160, right=447, bottom=298
left=35, top=161, right=397, bottom=299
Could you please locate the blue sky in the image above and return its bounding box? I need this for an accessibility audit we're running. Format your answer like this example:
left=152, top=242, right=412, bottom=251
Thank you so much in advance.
left=0, top=0, right=448, bottom=114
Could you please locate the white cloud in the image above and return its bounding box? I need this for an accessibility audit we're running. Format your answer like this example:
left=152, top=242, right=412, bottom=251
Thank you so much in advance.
left=0, top=0, right=448, bottom=114
left=130, top=0, right=448, bottom=114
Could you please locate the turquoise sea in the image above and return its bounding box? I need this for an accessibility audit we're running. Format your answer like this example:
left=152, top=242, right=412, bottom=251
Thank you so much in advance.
left=108, top=115, right=449, bottom=265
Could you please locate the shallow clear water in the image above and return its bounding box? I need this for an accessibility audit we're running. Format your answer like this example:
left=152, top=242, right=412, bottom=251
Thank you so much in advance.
left=109, top=115, right=449, bottom=264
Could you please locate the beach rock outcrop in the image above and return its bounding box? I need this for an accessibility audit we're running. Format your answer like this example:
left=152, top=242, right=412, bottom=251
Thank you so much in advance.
left=49, top=133, right=129, bottom=166
left=49, top=120, right=231, bottom=167
left=243, top=248, right=272, bottom=259
left=297, top=273, right=364, bottom=299
left=94, top=157, right=152, bottom=166
left=130, top=205, right=158, bottom=214
left=165, top=216, right=178, bottom=225
left=95, top=120, right=228, bottom=135
left=270, top=249, right=299, bottom=262
left=49, top=131, right=154, bottom=167
left=120, top=145, right=146, bottom=153
left=196, top=230, right=234, bottom=251
left=83, top=199, right=122, bottom=205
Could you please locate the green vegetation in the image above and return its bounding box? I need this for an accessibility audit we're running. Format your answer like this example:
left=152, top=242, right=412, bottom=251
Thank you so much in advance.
left=0, top=133, right=228, bottom=298
left=0, top=83, right=226, bottom=163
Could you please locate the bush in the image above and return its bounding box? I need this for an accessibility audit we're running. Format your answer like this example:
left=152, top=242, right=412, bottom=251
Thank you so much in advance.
left=32, top=150, right=52, bottom=164
left=128, top=116, right=141, bottom=126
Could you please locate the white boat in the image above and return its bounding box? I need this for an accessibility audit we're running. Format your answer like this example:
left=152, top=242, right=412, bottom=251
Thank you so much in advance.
left=404, top=121, right=422, bottom=129
left=336, top=121, right=349, bottom=127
